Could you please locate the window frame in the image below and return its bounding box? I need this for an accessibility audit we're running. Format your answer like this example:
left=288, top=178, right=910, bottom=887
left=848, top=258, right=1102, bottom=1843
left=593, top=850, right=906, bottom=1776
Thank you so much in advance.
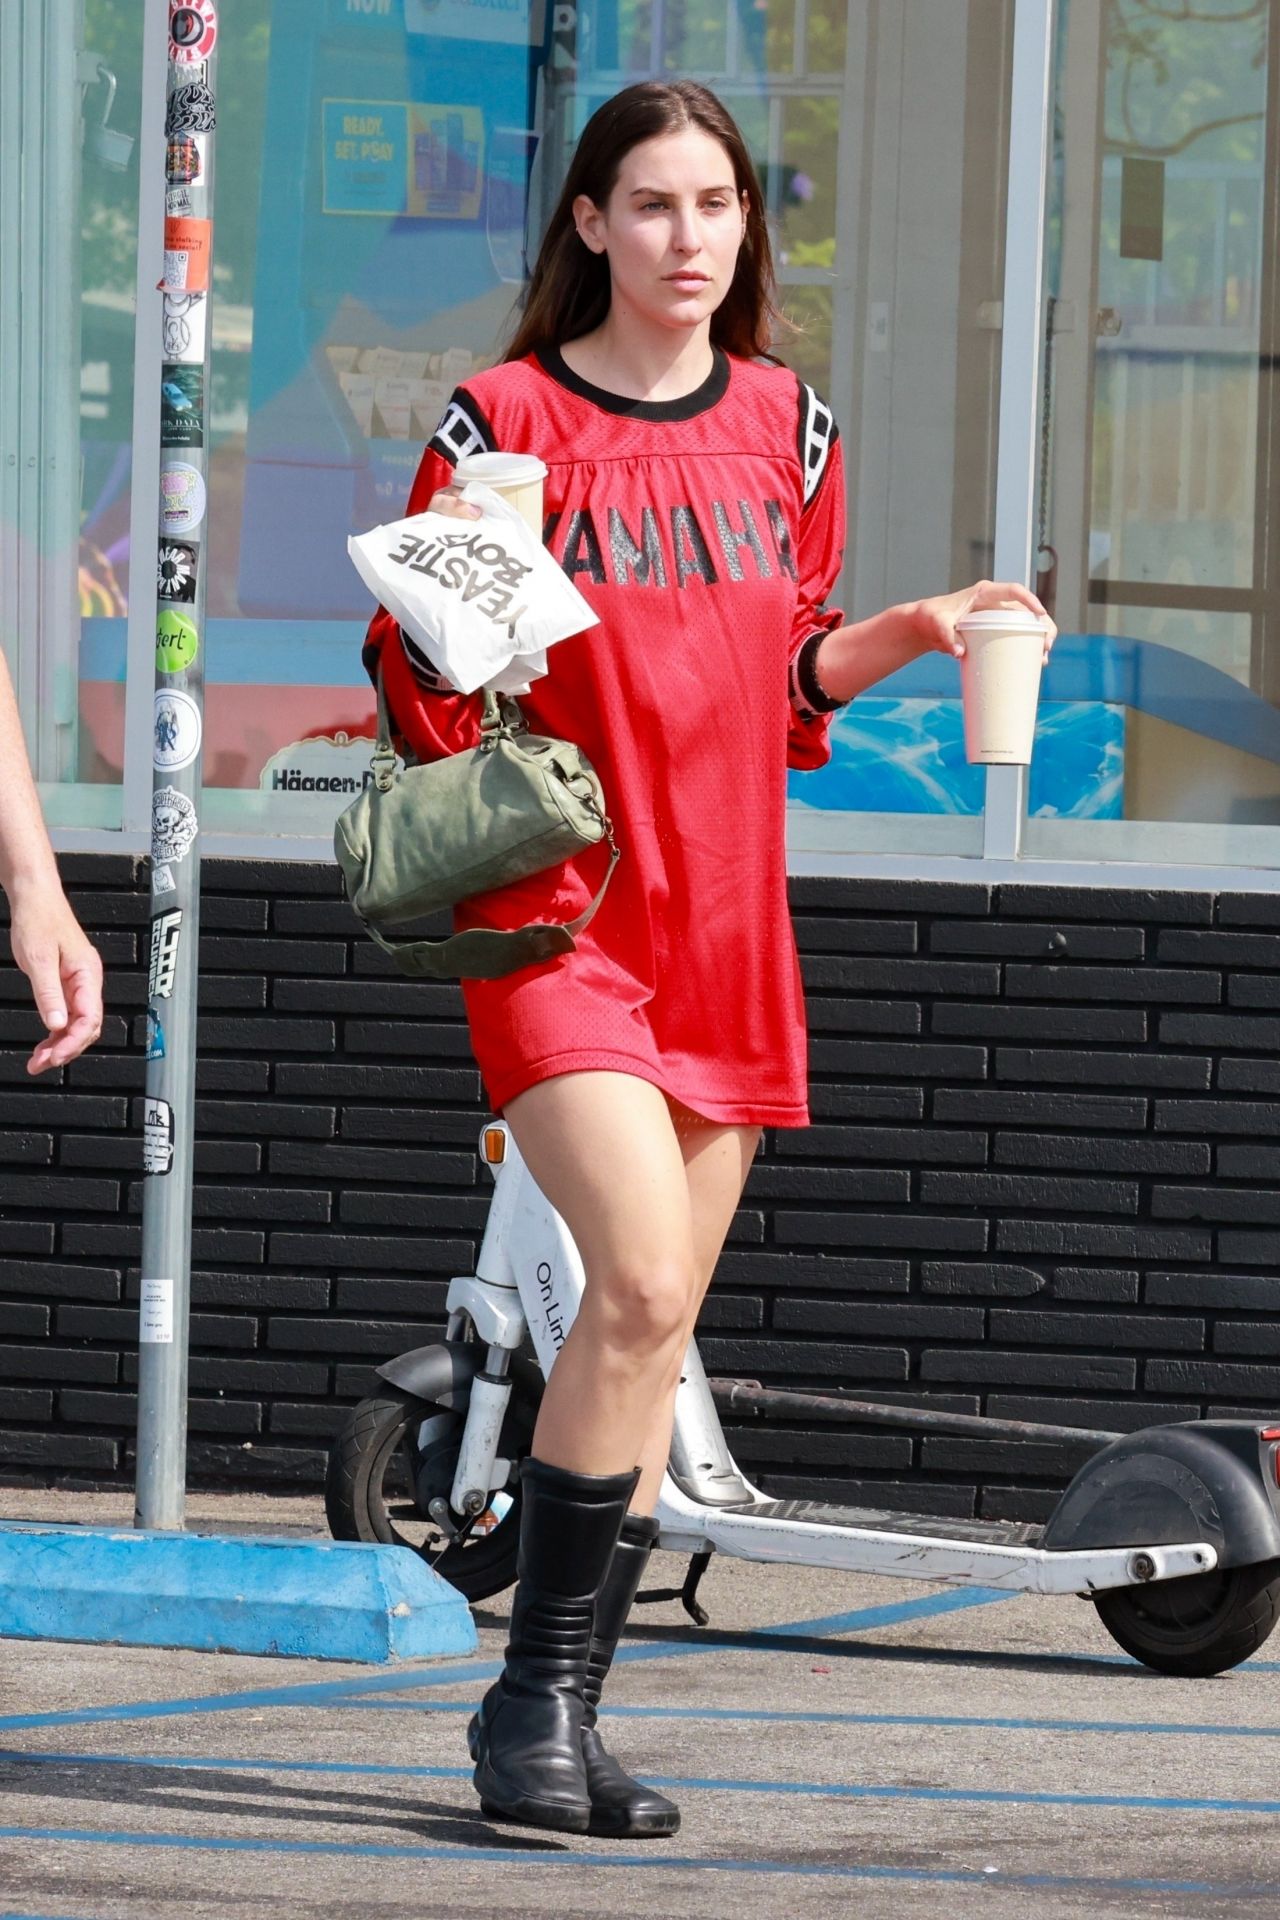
left=47, top=0, right=1280, bottom=891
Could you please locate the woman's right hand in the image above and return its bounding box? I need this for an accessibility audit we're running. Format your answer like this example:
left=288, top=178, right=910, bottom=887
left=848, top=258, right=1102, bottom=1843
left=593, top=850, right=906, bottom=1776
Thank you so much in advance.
left=428, top=484, right=483, bottom=521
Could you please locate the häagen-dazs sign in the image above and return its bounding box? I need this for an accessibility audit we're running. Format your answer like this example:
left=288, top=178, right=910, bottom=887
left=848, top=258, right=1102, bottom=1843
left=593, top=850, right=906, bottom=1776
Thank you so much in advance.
left=259, top=732, right=394, bottom=798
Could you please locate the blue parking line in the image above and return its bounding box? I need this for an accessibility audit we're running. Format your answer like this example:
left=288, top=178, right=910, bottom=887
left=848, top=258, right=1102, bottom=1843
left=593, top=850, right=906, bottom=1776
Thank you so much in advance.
left=330, top=1699, right=1280, bottom=1741
left=1064, top=1650, right=1280, bottom=1672
left=0, top=1585, right=1012, bottom=1734
left=4, top=1749, right=1280, bottom=1817
left=0, top=1657, right=506, bottom=1735
left=322, top=1585, right=1017, bottom=1708
left=645, top=1776, right=1280, bottom=1814
left=714, top=1588, right=1012, bottom=1640
left=0, top=1826, right=1278, bottom=1896
left=622, top=1704, right=1280, bottom=1739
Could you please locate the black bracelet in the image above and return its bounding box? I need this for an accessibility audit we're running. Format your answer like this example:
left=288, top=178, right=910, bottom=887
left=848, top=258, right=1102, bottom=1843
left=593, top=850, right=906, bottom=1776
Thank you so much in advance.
left=794, top=629, right=846, bottom=714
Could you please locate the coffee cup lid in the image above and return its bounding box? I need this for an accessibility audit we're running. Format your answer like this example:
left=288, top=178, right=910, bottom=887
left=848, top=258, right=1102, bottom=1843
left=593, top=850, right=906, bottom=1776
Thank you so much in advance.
left=954, top=606, right=1048, bottom=634
left=454, top=451, right=548, bottom=487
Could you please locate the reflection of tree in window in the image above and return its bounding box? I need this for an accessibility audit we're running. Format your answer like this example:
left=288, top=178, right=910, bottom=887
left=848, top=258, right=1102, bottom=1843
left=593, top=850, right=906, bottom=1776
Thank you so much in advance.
left=1106, top=0, right=1267, bottom=161
left=780, top=97, right=838, bottom=269
left=660, top=0, right=727, bottom=76
left=1102, top=0, right=1267, bottom=331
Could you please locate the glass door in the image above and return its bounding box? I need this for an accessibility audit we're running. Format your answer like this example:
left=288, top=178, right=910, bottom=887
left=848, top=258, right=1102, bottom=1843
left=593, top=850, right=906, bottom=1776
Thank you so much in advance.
left=1026, top=0, right=1280, bottom=867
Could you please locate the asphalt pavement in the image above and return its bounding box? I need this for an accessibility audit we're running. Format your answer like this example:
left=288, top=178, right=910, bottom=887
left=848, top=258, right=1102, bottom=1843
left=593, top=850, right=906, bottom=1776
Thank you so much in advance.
left=0, top=1485, right=1278, bottom=1918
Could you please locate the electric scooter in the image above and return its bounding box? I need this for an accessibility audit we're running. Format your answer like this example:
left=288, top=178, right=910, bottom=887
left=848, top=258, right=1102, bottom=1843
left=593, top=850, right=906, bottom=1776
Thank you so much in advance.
left=326, top=1119, right=1280, bottom=1677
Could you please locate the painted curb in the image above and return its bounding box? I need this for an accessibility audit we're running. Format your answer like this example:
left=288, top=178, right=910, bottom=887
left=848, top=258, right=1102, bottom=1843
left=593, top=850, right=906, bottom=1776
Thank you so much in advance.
left=0, top=1523, right=477, bottom=1664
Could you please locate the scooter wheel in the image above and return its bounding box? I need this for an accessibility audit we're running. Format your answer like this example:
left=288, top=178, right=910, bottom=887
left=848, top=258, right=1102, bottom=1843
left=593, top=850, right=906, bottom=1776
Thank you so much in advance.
left=1093, top=1558, right=1280, bottom=1677
left=324, top=1379, right=536, bottom=1602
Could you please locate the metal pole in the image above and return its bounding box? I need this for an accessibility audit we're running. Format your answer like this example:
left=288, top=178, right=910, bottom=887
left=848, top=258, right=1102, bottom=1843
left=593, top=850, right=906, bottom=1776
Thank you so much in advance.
left=983, top=0, right=1056, bottom=862
left=134, top=0, right=219, bottom=1531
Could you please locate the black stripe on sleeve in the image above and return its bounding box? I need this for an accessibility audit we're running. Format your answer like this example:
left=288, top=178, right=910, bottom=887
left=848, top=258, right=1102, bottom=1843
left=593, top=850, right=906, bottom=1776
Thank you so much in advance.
left=795, top=379, right=838, bottom=508
left=427, top=386, right=497, bottom=468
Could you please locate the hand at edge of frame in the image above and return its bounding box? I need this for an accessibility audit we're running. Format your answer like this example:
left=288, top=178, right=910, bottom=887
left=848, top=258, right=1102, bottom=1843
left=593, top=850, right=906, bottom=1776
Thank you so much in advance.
left=910, top=580, right=1058, bottom=665
left=7, top=885, right=105, bottom=1075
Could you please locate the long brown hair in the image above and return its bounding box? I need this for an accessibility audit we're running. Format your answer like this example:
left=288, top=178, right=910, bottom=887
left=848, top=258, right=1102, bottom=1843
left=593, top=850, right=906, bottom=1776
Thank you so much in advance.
left=505, top=81, right=782, bottom=363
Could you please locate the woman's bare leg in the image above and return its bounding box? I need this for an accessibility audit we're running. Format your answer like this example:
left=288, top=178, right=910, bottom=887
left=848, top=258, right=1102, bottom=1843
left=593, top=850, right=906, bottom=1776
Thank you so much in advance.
left=490, top=1078, right=759, bottom=1837
left=631, top=1103, right=762, bottom=1512
left=501, top=1071, right=703, bottom=1478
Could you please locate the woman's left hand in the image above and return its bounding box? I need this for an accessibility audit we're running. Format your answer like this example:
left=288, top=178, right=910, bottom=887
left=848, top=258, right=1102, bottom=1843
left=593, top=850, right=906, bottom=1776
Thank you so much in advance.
left=911, top=580, right=1057, bottom=664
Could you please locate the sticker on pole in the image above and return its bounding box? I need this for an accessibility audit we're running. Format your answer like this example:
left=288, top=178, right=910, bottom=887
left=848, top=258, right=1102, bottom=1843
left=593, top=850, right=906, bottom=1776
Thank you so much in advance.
left=162, top=216, right=212, bottom=292
left=140, top=1276, right=175, bottom=1343
left=157, top=605, right=199, bottom=673
left=154, top=690, right=202, bottom=772
left=143, top=1098, right=175, bottom=1176
left=157, top=543, right=198, bottom=607
left=166, top=131, right=205, bottom=184
left=145, top=1010, right=167, bottom=1062
left=161, top=290, right=206, bottom=363
left=159, top=461, right=206, bottom=535
left=151, top=861, right=177, bottom=896
left=169, top=1, right=218, bottom=64
left=148, top=909, right=183, bottom=1003
left=152, top=786, right=198, bottom=866
left=165, top=81, right=216, bottom=136
left=160, top=365, right=203, bottom=448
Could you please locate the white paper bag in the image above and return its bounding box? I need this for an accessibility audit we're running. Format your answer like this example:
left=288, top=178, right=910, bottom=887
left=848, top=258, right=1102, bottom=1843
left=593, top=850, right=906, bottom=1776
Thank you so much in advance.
left=348, top=482, right=597, bottom=696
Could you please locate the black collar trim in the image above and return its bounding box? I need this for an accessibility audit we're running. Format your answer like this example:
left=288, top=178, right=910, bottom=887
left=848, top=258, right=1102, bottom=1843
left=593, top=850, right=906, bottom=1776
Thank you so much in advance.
left=535, top=343, right=730, bottom=420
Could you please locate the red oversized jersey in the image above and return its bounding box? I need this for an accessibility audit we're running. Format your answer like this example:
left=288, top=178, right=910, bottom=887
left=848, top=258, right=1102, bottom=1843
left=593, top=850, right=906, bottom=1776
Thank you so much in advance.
left=362, top=346, right=845, bottom=1126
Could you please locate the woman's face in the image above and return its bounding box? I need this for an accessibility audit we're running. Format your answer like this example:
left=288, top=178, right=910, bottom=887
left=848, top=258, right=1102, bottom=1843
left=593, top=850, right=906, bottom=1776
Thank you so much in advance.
left=574, top=127, right=747, bottom=335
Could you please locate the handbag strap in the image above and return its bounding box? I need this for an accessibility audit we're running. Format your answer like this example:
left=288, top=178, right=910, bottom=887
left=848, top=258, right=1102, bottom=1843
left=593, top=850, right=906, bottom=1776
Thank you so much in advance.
left=373, top=663, right=521, bottom=790
left=360, top=834, right=622, bottom=980
left=365, top=664, right=619, bottom=978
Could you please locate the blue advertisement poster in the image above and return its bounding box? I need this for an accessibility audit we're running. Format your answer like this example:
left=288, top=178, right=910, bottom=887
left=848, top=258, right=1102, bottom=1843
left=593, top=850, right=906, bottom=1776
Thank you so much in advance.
left=790, top=698, right=1125, bottom=819
left=239, top=0, right=543, bottom=619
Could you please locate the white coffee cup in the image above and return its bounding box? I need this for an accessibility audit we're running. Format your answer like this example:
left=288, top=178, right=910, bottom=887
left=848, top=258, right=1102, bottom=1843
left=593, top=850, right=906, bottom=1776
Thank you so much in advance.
left=454, top=451, right=547, bottom=537
left=954, top=606, right=1050, bottom=765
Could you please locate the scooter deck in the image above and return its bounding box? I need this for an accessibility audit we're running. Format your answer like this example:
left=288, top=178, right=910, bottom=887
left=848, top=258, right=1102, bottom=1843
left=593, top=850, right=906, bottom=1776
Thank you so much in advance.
left=723, top=1495, right=1045, bottom=1549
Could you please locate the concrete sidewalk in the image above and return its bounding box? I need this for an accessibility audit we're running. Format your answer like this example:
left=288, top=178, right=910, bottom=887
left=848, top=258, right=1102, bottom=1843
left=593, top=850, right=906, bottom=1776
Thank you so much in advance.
left=0, top=1486, right=1278, bottom=1918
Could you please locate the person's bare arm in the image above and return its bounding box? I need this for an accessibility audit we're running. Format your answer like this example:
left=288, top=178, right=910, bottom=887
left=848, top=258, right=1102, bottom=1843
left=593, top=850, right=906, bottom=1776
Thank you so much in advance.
left=0, top=652, right=103, bottom=1074
left=814, top=580, right=1056, bottom=703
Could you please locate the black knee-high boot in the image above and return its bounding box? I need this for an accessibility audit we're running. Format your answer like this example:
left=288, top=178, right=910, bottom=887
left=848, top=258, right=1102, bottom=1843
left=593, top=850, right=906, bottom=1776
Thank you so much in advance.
left=581, top=1511, right=681, bottom=1837
left=468, top=1457, right=638, bottom=1834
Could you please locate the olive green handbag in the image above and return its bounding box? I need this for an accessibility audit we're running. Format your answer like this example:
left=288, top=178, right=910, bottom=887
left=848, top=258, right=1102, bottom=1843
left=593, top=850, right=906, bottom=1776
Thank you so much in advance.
left=334, top=668, right=620, bottom=980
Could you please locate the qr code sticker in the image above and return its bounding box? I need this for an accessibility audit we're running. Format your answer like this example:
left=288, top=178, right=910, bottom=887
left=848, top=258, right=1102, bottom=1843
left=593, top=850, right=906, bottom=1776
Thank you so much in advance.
left=164, top=249, right=190, bottom=287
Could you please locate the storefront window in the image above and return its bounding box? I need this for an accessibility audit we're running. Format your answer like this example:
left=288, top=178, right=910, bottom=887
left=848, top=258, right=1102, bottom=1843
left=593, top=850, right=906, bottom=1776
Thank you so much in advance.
left=33, top=0, right=1280, bottom=878
left=1, top=0, right=144, bottom=830
left=1026, top=0, right=1280, bottom=867
left=107, top=0, right=1016, bottom=854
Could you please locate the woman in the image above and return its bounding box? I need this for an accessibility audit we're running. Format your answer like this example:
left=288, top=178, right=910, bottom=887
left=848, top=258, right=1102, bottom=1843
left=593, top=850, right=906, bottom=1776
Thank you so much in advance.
left=363, top=80, right=1054, bottom=1839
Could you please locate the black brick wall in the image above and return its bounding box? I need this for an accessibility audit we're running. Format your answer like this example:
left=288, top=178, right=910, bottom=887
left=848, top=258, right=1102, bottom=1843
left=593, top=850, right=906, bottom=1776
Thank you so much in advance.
left=4, top=855, right=1280, bottom=1521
